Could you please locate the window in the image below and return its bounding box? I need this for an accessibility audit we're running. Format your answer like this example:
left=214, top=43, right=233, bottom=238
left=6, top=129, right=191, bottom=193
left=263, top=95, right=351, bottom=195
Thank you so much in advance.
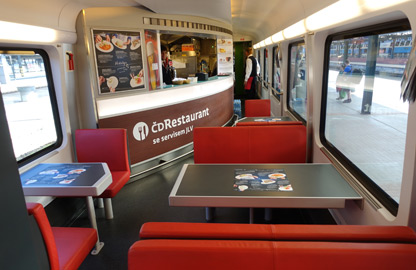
left=272, top=46, right=282, bottom=100
left=320, top=20, right=411, bottom=215
left=288, top=41, right=307, bottom=121
left=263, top=48, right=268, bottom=83
left=0, top=49, right=62, bottom=166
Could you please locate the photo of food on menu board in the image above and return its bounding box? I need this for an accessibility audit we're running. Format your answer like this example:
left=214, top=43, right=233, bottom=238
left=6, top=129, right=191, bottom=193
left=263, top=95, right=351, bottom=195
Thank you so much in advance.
left=93, top=30, right=144, bottom=94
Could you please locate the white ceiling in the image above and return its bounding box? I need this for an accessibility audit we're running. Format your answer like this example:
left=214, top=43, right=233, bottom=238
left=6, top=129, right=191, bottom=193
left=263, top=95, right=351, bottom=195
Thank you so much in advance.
left=0, top=0, right=339, bottom=42
left=231, top=0, right=338, bottom=40
left=135, top=0, right=232, bottom=25
left=135, top=0, right=339, bottom=40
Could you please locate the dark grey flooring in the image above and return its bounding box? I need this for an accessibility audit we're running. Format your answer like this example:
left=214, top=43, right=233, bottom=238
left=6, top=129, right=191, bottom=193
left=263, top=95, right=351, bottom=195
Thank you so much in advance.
left=75, top=154, right=334, bottom=270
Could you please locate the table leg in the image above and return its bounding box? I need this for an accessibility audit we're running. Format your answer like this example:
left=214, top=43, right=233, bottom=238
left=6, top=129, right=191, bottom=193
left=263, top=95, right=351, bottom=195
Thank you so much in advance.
left=265, top=208, right=272, bottom=222
left=249, top=208, right=254, bottom=224
left=205, top=207, right=215, bottom=221
left=86, top=196, right=104, bottom=255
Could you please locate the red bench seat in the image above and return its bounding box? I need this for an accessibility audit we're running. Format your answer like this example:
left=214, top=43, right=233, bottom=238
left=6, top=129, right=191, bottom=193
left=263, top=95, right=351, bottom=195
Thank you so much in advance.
left=129, top=222, right=416, bottom=270
left=129, top=240, right=416, bottom=270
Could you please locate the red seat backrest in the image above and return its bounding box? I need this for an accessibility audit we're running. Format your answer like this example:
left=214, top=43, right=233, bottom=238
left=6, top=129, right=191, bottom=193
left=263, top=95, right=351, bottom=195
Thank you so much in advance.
left=27, top=203, right=60, bottom=270
left=193, top=125, right=306, bottom=164
left=245, top=99, right=271, bottom=117
left=75, top=129, right=130, bottom=172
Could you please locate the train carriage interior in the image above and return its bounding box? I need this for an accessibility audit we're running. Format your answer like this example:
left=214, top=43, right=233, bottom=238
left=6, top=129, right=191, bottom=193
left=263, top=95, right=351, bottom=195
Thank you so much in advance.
left=2, top=0, right=416, bottom=269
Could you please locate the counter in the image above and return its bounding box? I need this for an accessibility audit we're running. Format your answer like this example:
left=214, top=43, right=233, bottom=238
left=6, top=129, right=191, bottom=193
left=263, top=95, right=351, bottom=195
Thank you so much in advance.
left=97, top=76, right=234, bottom=165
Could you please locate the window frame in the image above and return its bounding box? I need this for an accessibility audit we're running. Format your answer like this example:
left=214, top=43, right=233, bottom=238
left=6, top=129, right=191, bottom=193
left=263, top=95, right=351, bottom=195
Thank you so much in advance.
left=287, top=40, right=307, bottom=123
left=0, top=47, right=63, bottom=167
left=319, top=19, right=411, bottom=216
left=263, top=48, right=268, bottom=83
left=272, top=45, right=281, bottom=100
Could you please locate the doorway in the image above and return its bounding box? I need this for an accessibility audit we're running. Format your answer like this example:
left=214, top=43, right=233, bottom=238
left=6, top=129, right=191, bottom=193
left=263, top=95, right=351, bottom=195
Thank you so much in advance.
left=233, top=41, right=252, bottom=98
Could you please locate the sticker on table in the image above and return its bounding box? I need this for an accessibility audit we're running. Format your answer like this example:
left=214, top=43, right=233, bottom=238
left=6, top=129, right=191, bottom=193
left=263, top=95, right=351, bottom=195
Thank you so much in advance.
left=234, top=169, right=292, bottom=192
left=68, top=169, right=86, bottom=174
left=254, top=118, right=282, bottom=122
left=21, top=164, right=92, bottom=185
left=235, top=174, right=258, bottom=180
left=25, top=179, right=37, bottom=185
left=268, top=173, right=286, bottom=179
left=279, top=184, right=293, bottom=191
left=39, top=170, right=59, bottom=175
left=261, top=179, right=276, bottom=185
left=53, top=174, right=68, bottom=179
left=59, top=179, right=75, bottom=184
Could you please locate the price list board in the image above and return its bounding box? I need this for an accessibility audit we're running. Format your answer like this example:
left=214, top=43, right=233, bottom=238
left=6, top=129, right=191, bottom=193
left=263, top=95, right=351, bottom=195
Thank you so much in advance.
left=93, top=30, right=145, bottom=94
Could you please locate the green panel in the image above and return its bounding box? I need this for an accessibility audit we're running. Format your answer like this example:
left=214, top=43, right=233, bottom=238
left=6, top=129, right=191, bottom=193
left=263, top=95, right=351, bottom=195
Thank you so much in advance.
left=233, top=41, right=252, bottom=97
left=234, top=42, right=244, bottom=96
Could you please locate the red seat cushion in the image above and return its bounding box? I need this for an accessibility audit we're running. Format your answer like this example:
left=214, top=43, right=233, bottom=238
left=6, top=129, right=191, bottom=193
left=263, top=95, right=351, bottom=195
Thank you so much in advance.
left=52, top=227, right=97, bottom=270
left=129, top=240, right=275, bottom=270
left=128, top=239, right=416, bottom=270
left=98, top=170, right=131, bottom=198
left=274, top=241, right=416, bottom=269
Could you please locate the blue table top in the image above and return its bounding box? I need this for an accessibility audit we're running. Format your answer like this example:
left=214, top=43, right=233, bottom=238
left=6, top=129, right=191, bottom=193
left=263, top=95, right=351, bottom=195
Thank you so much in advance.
left=21, top=163, right=112, bottom=196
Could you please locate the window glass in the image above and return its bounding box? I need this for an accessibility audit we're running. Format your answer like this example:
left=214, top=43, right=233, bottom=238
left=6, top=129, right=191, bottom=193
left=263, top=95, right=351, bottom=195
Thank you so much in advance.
left=263, top=48, right=268, bottom=83
left=257, top=49, right=261, bottom=72
left=0, top=49, right=62, bottom=165
left=322, top=22, right=410, bottom=213
left=288, top=42, right=306, bottom=120
left=272, top=46, right=281, bottom=100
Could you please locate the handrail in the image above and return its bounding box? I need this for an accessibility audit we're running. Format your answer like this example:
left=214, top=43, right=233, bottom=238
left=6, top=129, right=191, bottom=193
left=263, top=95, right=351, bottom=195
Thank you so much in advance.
left=257, top=76, right=283, bottom=96
left=257, top=76, right=284, bottom=116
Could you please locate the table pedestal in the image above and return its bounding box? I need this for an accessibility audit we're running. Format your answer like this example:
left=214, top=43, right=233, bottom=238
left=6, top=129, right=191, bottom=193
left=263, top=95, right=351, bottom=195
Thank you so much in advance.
left=86, top=196, right=104, bottom=255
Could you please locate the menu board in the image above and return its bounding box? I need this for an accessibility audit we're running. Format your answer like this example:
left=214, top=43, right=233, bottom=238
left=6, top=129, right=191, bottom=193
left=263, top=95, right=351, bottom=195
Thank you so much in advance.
left=93, top=30, right=144, bottom=94
left=234, top=169, right=293, bottom=192
left=217, top=38, right=233, bottom=76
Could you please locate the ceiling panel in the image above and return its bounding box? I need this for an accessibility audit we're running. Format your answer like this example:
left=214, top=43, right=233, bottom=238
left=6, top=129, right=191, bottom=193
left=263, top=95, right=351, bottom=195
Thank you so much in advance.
left=135, top=0, right=232, bottom=24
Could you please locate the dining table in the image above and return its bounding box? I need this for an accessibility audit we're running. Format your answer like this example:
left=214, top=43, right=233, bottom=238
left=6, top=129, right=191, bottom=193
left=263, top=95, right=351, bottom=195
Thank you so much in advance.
left=169, top=163, right=362, bottom=223
left=20, top=162, right=112, bottom=254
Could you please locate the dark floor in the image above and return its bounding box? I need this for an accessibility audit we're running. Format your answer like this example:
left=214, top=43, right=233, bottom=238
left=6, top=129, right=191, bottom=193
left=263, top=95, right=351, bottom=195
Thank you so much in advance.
left=73, top=153, right=335, bottom=270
